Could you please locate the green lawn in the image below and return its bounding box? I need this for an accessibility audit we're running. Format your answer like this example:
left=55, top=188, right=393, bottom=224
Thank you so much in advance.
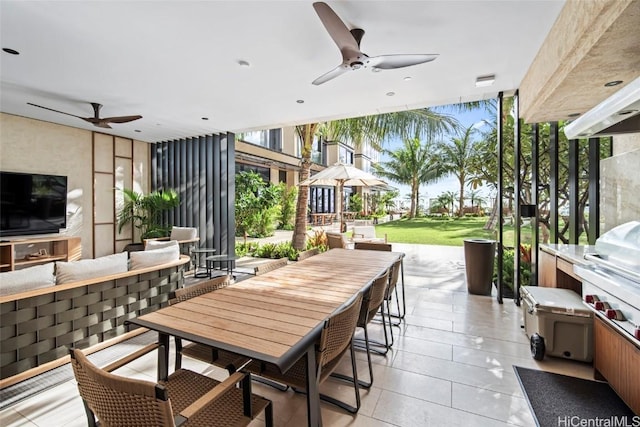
left=375, top=217, right=505, bottom=246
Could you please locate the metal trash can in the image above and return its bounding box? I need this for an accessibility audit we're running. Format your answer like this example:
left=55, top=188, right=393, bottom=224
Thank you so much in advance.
left=463, top=239, right=496, bottom=295
left=521, top=286, right=593, bottom=362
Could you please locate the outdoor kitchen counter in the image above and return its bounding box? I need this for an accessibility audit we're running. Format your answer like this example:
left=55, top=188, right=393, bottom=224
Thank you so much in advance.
left=538, top=244, right=594, bottom=293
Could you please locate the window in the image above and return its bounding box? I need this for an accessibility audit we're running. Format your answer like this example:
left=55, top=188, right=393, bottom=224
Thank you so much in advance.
left=339, top=146, right=354, bottom=165
left=240, top=129, right=282, bottom=151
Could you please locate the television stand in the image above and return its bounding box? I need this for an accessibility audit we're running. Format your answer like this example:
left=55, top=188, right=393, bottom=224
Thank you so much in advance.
left=0, top=236, right=81, bottom=272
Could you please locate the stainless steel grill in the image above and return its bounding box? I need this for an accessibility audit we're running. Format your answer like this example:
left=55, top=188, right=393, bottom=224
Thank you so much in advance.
left=574, top=221, right=640, bottom=346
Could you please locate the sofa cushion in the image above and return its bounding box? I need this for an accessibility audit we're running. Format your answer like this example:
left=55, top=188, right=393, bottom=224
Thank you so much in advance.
left=0, top=263, right=56, bottom=296
left=130, top=245, right=180, bottom=270
left=145, top=239, right=179, bottom=251
left=56, top=252, right=129, bottom=285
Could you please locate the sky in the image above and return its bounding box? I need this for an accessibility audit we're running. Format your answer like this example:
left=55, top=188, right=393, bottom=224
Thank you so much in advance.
left=378, top=104, right=494, bottom=210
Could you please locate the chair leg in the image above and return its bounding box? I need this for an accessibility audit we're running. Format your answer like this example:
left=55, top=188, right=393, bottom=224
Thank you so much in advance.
left=82, top=400, right=97, bottom=427
left=252, top=375, right=290, bottom=392
left=321, top=342, right=361, bottom=413
left=332, top=324, right=374, bottom=389
left=354, top=312, right=390, bottom=356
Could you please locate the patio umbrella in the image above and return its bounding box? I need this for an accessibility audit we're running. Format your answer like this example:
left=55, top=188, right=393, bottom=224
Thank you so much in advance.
left=300, top=163, right=387, bottom=232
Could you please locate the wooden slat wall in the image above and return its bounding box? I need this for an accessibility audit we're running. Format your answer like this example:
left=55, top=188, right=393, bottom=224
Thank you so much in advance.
left=151, top=133, right=236, bottom=259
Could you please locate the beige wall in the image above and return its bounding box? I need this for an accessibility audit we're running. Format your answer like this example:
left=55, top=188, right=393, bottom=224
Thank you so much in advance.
left=601, top=133, right=640, bottom=232
left=0, top=113, right=149, bottom=258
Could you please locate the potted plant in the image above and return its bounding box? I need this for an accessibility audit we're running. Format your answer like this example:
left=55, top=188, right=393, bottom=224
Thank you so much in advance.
left=117, top=188, right=180, bottom=248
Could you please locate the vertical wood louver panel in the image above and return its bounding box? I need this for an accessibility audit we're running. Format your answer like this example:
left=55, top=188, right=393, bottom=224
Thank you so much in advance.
left=151, top=133, right=235, bottom=259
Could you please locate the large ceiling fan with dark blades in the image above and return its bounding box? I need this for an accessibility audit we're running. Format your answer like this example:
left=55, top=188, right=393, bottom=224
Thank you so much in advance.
left=27, top=102, right=142, bottom=129
left=312, top=2, right=438, bottom=85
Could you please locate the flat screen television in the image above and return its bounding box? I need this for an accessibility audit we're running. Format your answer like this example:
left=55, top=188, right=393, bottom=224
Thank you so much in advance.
left=0, top=171, right=68, bottom=237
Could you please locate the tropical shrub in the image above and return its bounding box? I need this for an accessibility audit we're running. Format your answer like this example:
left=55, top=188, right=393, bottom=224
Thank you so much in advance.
left=306, top=229, right=328, bottom=252
left=348, top=193, right=363, bottom=216
left=235, top=171, right=282, bottom=238
left=235, top=241, right=260, bottom=257
left=243, top=241, right=300, bottom=261
left=496, top=244, right=532, bottom=293
left=277, top=183, right=297, bottom=231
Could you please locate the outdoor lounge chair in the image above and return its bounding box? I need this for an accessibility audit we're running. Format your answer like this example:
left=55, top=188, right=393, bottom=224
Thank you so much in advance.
left=326, top=232, right=348, bottom=249
left=351, top=225, right=387, bottom=243
left=69, top=345, right=273, bottom=427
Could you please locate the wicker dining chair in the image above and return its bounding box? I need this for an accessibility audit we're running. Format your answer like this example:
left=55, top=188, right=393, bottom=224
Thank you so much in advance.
left=169, top=276, right=249, bottom=373
left=69, top=345, right=273, bottom=427
left=247, top=292, right=364, bottom=415
left=354, top=242, right=405, bottom=324
left=333, top=268, right=390, bottom=389
left=253, top=257, right=288, bottom=275
left=297, top=247, right=320, bottom=261
left=353, top=241, right=392, bottom=251
left=326, top=232, right=348, bottom=249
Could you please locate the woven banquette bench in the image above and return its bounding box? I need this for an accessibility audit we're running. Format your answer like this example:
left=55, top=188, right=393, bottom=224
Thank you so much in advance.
left=0, top=243, right=190, bottom=386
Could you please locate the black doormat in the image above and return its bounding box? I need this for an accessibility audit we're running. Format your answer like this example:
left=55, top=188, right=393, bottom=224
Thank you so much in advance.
left=514, top=366, right=637, bottom=427
left=0, top=331, right=157, bottom=411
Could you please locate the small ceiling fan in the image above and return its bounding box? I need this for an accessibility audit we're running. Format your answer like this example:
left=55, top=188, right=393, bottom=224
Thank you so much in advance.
left=27, top=102, right=142, bottom=129
left=312, top=2, right=438, bottom=85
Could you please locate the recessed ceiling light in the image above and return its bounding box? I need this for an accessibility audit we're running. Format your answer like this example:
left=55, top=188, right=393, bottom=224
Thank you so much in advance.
left=238, top=60, right=251, bottom=67
left=296, top=99, right=304, bottom=104
left=134, top=129, right=141, bottom=133
left=386, top=92, right=395, bottom=97
left=604, top=80, right=623, bottom=87
left=202, top=117, right=209, bottom=121
left=403, top=76, right=412, bottom=81
left=475, top=74, right=495, bottom=87
left=567, top=113, right=580, bottom=118
left=2, top=48, right=19, bottom=55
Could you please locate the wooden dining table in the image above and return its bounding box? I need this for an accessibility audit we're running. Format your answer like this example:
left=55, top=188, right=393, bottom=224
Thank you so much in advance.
left=127, top=248, right=403, bottom=427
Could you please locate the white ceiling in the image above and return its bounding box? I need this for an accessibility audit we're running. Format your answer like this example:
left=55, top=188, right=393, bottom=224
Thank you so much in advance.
left=0, top=1, right=565, bottom=143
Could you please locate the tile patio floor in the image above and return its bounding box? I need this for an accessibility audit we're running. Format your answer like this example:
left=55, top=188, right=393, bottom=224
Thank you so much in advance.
left=0, top=243, right=594, bottom=426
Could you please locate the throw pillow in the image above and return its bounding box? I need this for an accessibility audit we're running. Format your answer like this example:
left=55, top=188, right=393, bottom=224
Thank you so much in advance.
left=56, top=252, right=129, bottom=285
left=0, top=262, right=56, bottom=296
left=130, top=245, right=180, bottom=270
left=170, top=226, right=198, bottom=241
left=145, top=239, right=179, bottom=251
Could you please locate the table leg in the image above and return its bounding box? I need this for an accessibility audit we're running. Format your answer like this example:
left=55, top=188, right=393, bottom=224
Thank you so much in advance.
left=305, top=346, right=321, bottom=427
left=158, top=333, right=170, bottom=381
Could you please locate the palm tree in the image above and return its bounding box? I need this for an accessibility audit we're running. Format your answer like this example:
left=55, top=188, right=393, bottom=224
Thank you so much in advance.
left=438, top=126, right=482, bottom=217
left=436, top=191, right=457, bottom=216
left=291, top=109, right=459, bottom=250
left=374, top=138, right=443, bottom=218
left=467, top=189, right=486, bottom=214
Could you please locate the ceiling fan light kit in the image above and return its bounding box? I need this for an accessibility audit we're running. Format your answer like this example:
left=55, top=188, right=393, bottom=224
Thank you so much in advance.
left=311, top=2, right=438, bottom=85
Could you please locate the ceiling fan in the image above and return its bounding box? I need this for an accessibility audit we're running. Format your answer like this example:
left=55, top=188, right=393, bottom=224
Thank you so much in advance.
left=27, top=102, right=142, bottom=129
left=312, top=2, right=438, bottom=85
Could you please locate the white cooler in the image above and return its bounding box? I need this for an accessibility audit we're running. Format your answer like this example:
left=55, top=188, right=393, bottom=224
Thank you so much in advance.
left=521, top=286, right=594, bottom=362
